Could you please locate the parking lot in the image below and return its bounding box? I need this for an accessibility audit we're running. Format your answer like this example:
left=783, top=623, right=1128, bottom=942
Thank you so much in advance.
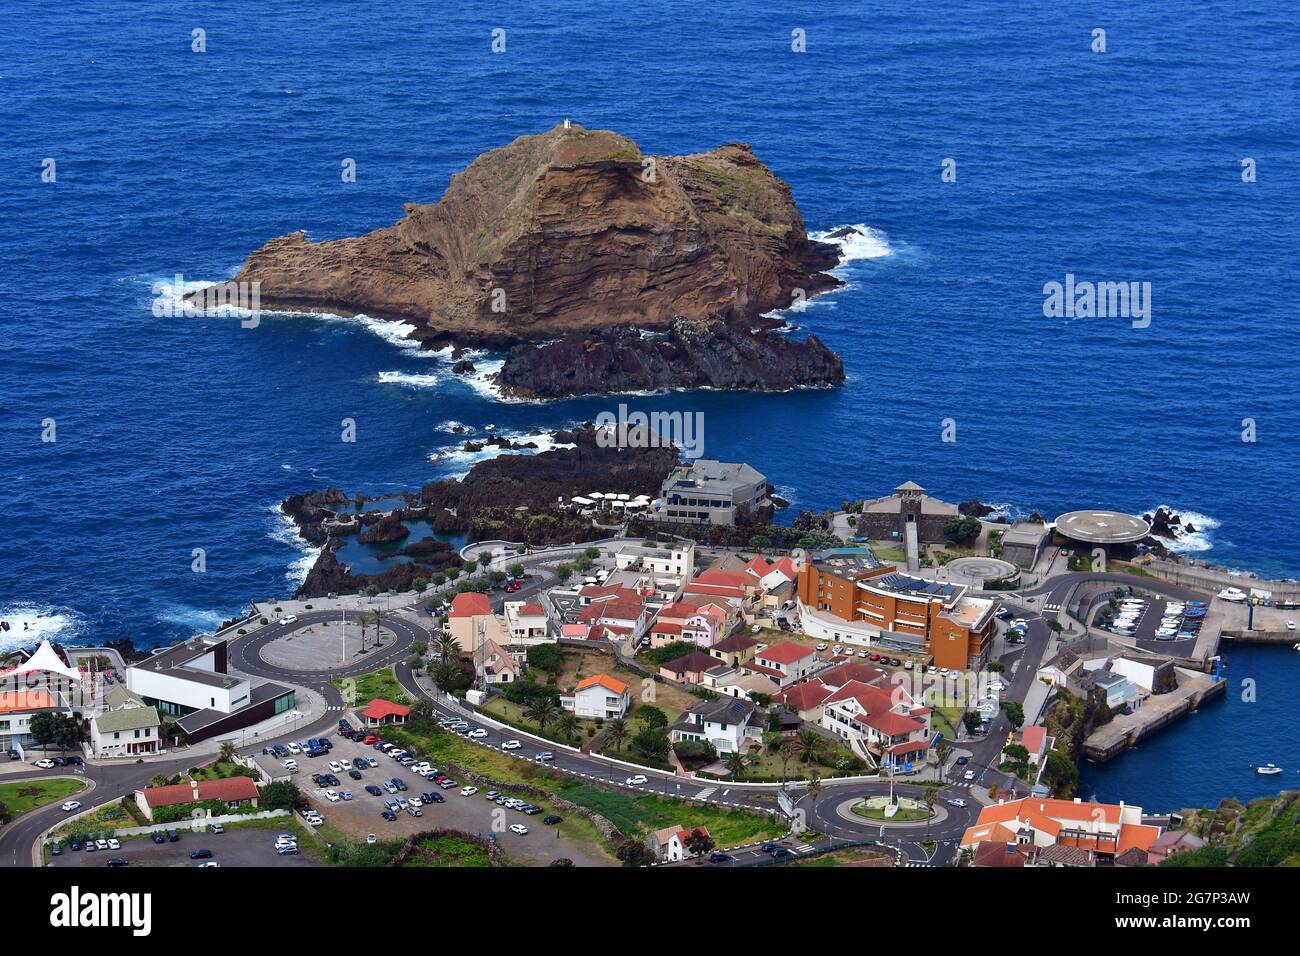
left=287, top=727, right=615, bottom=867
left=46, top=824, right=321, bottom=869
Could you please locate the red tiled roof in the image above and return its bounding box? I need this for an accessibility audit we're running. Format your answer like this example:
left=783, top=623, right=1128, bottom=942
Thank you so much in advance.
left=519, top=603, right=545, bottom=616
left=142, top=776, right=258, bottom=809
left=692, top=569, right=751, bottom=588
left=579, top=599, right=644, bottom=624
left=711, top=632, right=758, bottom=652
left=774, top=679, right=831, bottom=711
left=972, top=842, right=1030, bottom=868
left=756, top=642, right=815, bottom=666
left=360, top=698, right=411, bottom=720
left=449, top=592, right=492, bottom=618
left=819, top=662, right=890, bottom=689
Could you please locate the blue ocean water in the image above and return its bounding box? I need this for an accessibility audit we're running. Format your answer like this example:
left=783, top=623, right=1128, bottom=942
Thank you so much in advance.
left=4, top=2, right=1299, bottom=804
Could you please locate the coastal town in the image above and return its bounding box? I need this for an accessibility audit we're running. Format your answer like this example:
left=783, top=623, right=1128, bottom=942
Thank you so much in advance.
left=5, top=439, right=1299, bottom=872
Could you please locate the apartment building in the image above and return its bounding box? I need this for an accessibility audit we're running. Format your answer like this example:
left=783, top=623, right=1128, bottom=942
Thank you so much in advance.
left=797, top=549, right=995, bottom=671
left=656, top=460, right=768, bottom=525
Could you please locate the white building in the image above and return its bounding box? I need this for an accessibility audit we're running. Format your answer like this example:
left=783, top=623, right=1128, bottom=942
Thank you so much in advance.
left=127, top=637, right=250, bottom=716
left=89, top=686, right=162, bottom=757
left=560, top=675, right=630, bottom=719
left=502, top=601, right=551, bottom=648
left=670, top=697, right=764, bottom=755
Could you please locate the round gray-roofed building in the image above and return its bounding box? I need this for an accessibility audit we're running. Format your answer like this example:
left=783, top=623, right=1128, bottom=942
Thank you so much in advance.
left=1053, top=510, right=1151, bottom=545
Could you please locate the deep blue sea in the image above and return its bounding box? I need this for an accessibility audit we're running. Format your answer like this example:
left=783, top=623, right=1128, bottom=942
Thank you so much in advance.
left=4, top=2, right=1298, bottom=807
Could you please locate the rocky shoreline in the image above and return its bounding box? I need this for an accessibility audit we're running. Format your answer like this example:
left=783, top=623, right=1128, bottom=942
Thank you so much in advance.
left=200, top=123, right=848, bottom=398
left=283, top=426, right=680, bottom=598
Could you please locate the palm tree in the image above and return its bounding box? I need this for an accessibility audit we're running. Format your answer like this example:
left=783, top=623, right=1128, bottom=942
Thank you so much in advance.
left=807, top=772, right=822, bottom=818
left=724, top=749, right=747, bottom=781
left=606, top=718, right=629, bottom=753
left=557, top=713, right=579, bottom=744
left=370, top=609, right=384, bottom=648
left=150, top=773, right=169, bottom=788
left=525, top=697, right=560, bottom=734
left=217, top=741, right=237, bottom=764
left=922, top=781, right=943, bottom=839
left=790, top=729, right=824, bottom=766
left=435, top=633, right=461, bottom=663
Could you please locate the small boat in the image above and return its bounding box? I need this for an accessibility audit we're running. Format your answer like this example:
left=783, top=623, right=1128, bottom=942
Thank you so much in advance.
left=1256, top=763, right=1284, bottom=775
left=1292, top=643, right=1300, bottom=652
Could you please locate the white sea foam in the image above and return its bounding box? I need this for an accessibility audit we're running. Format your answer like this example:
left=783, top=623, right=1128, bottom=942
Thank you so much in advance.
left=377, top=370, right=442, bottom=388
left=0, top=603, right=84, bottom=653
left=1144, top=505, right=1220, bottom=554
left=268, top=505, right=322, bottom=586
left=156, top=605, right=228, bottom=635
left=428, top=427, right=577, bottom=476
left=809, top=223, right=894, bottom=262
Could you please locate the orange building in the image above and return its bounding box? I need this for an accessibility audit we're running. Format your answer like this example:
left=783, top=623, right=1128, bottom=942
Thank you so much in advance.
left=797, top=550, right=995, bottom=671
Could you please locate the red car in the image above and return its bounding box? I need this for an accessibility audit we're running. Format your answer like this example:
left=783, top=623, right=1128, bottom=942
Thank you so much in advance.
left=505, top=582, right=521, bottom=592
left=363, top=735, right=380, bottom=745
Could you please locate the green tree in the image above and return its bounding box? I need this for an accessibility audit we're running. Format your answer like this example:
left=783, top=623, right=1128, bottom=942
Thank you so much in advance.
left=477, top=552, right=493, bottom=569
left=526, top=643, right=564, bottom=674
left=556, top=713, right=579, bottom=743
left=525, top=696, right=560, bottom=733
left=922, top=781, right=943, bottom=838
left=724, top=749, right=747, bottom=780
left=605, top=718, right=630, bottom=753
left=259, top=781, right=301, bottom=811
left=635, top=705, right=668, bottom=731
left=1001, top=700, right=1025, bottom=729
left=435, top=633, right=461, bottom=663
left=217, top=741, right=237, bottom=764
left=365, top=584, right=380, bottom=599
left=413, top=576, right=428, bottom=594
left=684, top=828, right=716, bottom=858
left=29, top=712, right=83, bottom=754
left=789, top=729, right=825, bottom=765
left=555, top=563, right=574, bottom=583
left=748, top=534, right=772, bottom=550
left=583, top=546, right=600, bottom=560
left=943, top=516, right=982, bottom=544
left=507, top=562, right=525, bottom=579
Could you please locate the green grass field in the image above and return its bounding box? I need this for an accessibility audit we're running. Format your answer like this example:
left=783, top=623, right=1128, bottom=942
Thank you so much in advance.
left=554, top=783, right=785, bottom=847
left=402, top=835, right=494, bottom=867
left=0, top=778, right=86, bottom=821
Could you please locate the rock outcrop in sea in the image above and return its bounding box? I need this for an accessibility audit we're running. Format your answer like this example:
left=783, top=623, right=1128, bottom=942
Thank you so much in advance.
left=214, top=123, right=845, bottom=395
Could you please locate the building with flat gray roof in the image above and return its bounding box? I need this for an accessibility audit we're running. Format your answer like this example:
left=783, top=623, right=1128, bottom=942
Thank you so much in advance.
left=656, top=460, right=768, bottom=525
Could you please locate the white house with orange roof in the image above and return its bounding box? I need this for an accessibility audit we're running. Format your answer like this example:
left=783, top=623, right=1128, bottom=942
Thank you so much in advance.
left=649, top=824, right=713, bottom=861
left=743, top=641, right=818, bottom=687
left=561, top=674, right=630, bottom=720
left=960, top=796, right=1162, bottom=865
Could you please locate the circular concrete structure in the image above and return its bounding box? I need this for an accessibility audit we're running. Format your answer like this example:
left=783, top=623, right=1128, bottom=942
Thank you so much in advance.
left=945, top=556, right=1017, bottom=585
left=1054, top=510, right=1151, bottom=545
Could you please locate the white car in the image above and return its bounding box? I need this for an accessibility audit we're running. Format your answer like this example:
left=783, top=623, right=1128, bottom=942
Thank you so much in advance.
left=831, top=645, right=843, bottom=655
left=280, top=614, right=298, bottom=625
left=987, top=681, right=1006, bottom=693
left=946, top=798, right=968, bottom=808
left=328, top=761, right=344, bottom=774
left=366, top=833, right=377, bottom=845
left=197, top=861, right=220, bottom=868
left=286, top=742, right=301, bottom=755
left=963, top=770, right=976, bottom=781
left=412, top=761, right=431, bottom=773
left=95, top=839, right=109, bottom=850
left=60, top=801, right=81, bottom=812
left=461, top=786, right=479, bottom=796
left=34, top=759, right=55, bottom=769
left=282, top=759, right=298, bottom=771
left=509, top=824, right=529, bottom=835
left=305, top=815, right=324, bottom=827
left=501, top=740, right=521, bottom=750
left=107, top=839, right=120, bottom=850
left=1289, top=621, right=1297, bottom=631
left=324, top=789, right=340, bottom=802
left=625, top=775, right=647, bottom=786
left=467, top=729, right=488, bottom=739
left=815, top=642, right=828, bottom=651
left=857, top=649, right=869, bottom=658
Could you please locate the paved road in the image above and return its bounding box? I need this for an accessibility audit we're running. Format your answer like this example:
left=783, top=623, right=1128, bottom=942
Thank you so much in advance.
left=392, top=663, right=983, bottom=865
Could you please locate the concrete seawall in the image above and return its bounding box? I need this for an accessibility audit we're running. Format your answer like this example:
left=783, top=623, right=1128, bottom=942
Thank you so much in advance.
left=1084, top=674, right=1228, bottom=763
left=1221, top=629, right=1300, bottom=645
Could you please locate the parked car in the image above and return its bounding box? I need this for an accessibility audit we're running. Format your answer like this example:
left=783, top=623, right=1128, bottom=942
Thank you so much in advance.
left=365, top=784, right=382, bottom=796
left=509, top=824, right=529, bottom=835
left=709, top=852, right=734, bottom=863
left=276, top=844, right=300, bottom=855
left=34, top=759, right=55, bottom=769
left=106, top=857, right=129, bottom=867
left=501, top=740, right=521, bottom=750
left=189, top=849, right=213, bottom=860
left=543, top=815, right=563, bottom=825
left=625, top=775, right=647, bottom=786
left=460, top=786, right=478, bottom=796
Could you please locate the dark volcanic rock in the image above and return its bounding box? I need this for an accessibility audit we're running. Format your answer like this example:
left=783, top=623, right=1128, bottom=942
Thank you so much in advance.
left=451, top=359, right=476, bottom=374
left=494, top=317, right=845, bottom=400
left=298, top=543, right=453, bottom=600
left=390, top=536, right=455, bottom=560
left=357, top=513, right=410, bottom=545
left=958, top=499, right=996, bottom=518
left=1144, top=508, right=1182, bottom=540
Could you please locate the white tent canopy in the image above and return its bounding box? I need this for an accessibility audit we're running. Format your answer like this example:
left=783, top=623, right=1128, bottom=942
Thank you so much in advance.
left=7, top=640, right=81, bottom=682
